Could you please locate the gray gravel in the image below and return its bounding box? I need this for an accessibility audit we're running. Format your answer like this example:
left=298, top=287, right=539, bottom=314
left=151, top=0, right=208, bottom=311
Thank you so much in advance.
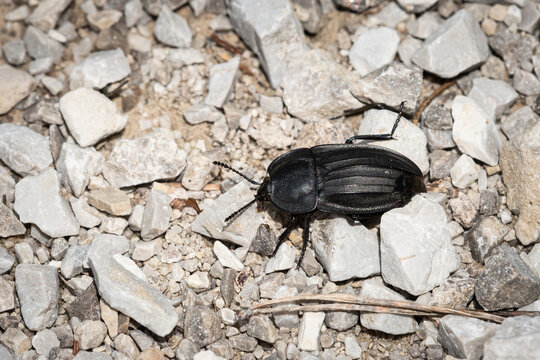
left=0, top=0, right=539, bottom=359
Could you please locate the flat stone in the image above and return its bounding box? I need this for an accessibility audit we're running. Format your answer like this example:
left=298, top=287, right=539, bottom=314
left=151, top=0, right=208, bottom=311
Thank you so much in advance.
left=99, top=216, right=128, bottom=235
left=518, top=0, right=540, bottom=33
left=452, top=95, right=502, bottom=166
left=483, top=316, right=540, bottom=360
left=351, top=62, right=422, bottom=116
left=357, top=109, right=429, bottom=174
left=103, top=128, right=187, bottom=188
left=88, top=250, right=178, bottom=337
left=282, top=49, right=362, bottom=122
left=184, top=305, right=222, bottom=347
left=359, top=277, right=417, bottom=335
left=311, top=216, right=379, bottom=282
left=166, top=48, right=205, bottom=67
left=247, top=315, right=278, bottom=344
left=345, top=336, right=362, bottom=359
left=59, top=87, right=127, bottom=147
left=227, top=0, right=306, bottom=88
left=32, top=329, right=60, bottom=356
left=14, top=168, right=80, bottom=238
left=0, top=66, right=35, bottom=115
left=500, top=121, right=540, bottom=245
left=2, top=40, right=26, bottom=66
left=41, top=76, right=64, bottom=95
left=192, top=181, right=263, bottom=247
left=272, top=286, right=300, bottom=329
left=14, top=242, right=33, bottom=264
left=324, top=286, right=358, bottom=331
left=366, top=2, right=407, bottom=28
left=28, top=57, right=54, bottom=75
left=87, top=188, right=132, bottom=216
left=141, top=190, right=171, bottom=240
left=128, top=204, right=144, bottom=231
left=468, top=78, right=518, bottom=122
left=465, top=216, right=509, bottom=264
left=56, top=143, right=105, bottom=197
left=265, top=243, right=296, bottom=273
left=0, top=328, right=31, bottom=356
left=259, top=95, right=283, bottom=114
left=0, top=277, right=15, bottom=312
left=0, top=246, right=15, bottom=274
left=87, top=9, right=122, bottom=31
left=70, top=196, right=102, bottom=228
left=15, top=264, right=59, bottom=330
left=213, top=241, right=244, bottom=271
left=183, top=103, right=224, bottom=125
left=154, top=5, right=192, bottom=47
left=292, top=0, right=323, bottom=33
left=87, top=233, right=130, bottom=261
left=475, top=245, right=540, bottom=311
left=205, top=57, right=240, bottom=108
left=0, top=203, right=26, bottom=238
left=23, top=26, right=64, bottom=62
left=74, top=320, right=107, bottom=350
left=182, top=149, right=220, bottom=191
left=412, top=10, right=489, bottom=78
left=407, top=11, right=443, bottom=39
left=397, top=36, right=423, bottom=66
left=229, top=334, right=257, bottom=352
left=61, top=245, right=89, bottom=279
left=429, top=274, right=475, bottom=309
left=0, top=124, right=52, bottom=177
left=5, top=5, right=29, bottom=21
left=449, top=192, right=478, bottom=229
left=450, top=154, right=478, bottom=189
left=349, top=26, right=400, bottom=76
left=27, top=0, right=72, bottom=32
left=297, top=312, right=325, bottom=352
left=513, top=69, right=540, bottom=96
left=501, top=106, right=539, bottom=141
left=69, top=49, right=131, bottom=90
left=381, top=194, right=460, bottom=296
left=125, top=0, right=144, bottom=27
left=438, top=315, right=499, bottom=360
left=73, top=351, right=112, bottom=359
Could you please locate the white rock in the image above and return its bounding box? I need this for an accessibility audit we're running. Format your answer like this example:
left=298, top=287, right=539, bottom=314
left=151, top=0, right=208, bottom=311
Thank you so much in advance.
left=349, top=27, right=400, bottom=76
left=27, top=0, right=71, bottom=32
left=132, top=240, right=159, bottom=262
left=186, top=271, right=211, bottom=291
left=359, top=277, right=418, bottom=335
left=398, top=36, right=423, bottom=66
left=154, top=5, right=192, bottom=48
left=265, top=243, right=296, bottom=274
left=438, top=315, right=499, bottom=360
left=0, top=65, right=35, bottom=115
left=345, top=336, right=363, bottom=359
left=450, top=154, right=479, bottom=189
left=358, top=109, right=429, bottom=175
left=227, top=0, right=307, bottom=88
left=297, top=312, right=325, bottom=352
left=192, top=182, right=263, bottom=247
left=193, top=351, right=226, bottom=360
left=128, top=204, right=144, bottom=231
left=213, top=241, right=244, bottom=271
left=452, top=95, right=502, bottom=166
left=69, top=196, right=102, bottom=228
left=397, top=0, right=439, bottom=13
left=0, top=124, right=52, bottom=177
left=311, top=216, right=380, bottom=282
left=412, top=10, right=489, bottom=78
left=69, top=48, right=130, bottom=90
left=204, top=57, right=240, bottom=108
left=32, top=329, right=60, bottom=356
left=14, top=243, right=33, bottom=264
left=59, top=88, right=127, bottom=147
left=380, top=194, right=460, bottom=296
left=141, top=190, right=172, bottom=241
left=113, top=254, right=146, bottom=281
left=468, top=78, right=518, bottom=121
left=56, top=143, right=105, bottom=197
left=14, top=168, right=80, bottom=238
left=103, top=129, right=186, bottom=188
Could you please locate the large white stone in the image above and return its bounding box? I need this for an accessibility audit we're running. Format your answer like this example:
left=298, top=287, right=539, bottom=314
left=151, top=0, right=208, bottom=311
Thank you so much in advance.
left=380, top=194, right=460, bottom=296
left=297, top=312, right=325, bottom=352
left=103, top=129, right=186, bottom=188
left=311, top=216, right=380, bottom=282
left=412, top=10, right=489, bottom=78
left=59, top=88, right=127, bottom=147
left=204, top=57, right=240, bottom=108
left=0, top=66, right=35, bottom=115
left=226, top=0, right=307, bottom=88
left=56, top=143, right=105, bottom=197
left=349, top=27, right=400, bottom=76
left=0, top=124, right=52, bottom=176
left=452, top=95, right=502, bottom=166
left=69, top=48, right=131, bottom=90
left=357, top=109, right=429, bottom=175
left=14, top=168, right=80, bottom=238
left=468, top=78, right=518, bottom=121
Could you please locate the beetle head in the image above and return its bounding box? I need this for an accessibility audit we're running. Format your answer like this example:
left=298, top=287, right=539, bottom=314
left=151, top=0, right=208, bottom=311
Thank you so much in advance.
left=255, top=177, right=270, bottom=202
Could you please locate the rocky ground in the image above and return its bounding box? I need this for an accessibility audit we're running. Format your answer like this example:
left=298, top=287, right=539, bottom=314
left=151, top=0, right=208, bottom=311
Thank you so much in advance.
left=0, top=0, right=540, bottom=359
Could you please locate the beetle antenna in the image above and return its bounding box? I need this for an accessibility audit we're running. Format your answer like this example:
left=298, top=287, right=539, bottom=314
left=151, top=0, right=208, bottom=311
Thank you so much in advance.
left=225, top=199, right=256, bottom=222
left=213, top=161, right=261, bottom=185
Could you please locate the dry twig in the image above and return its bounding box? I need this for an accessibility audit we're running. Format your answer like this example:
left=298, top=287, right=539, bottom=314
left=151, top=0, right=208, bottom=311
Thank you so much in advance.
left=252, top=293, right=508, bottom=323
left=412, top=80, right=456, bottom=125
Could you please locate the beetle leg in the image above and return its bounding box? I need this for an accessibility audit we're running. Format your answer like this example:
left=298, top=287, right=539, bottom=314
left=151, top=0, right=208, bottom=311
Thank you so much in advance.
left=273, top=216, right=297, bottom=256
left=345, top=101, right=406, bottom=144
left=296, top=214, right=312, bottom=269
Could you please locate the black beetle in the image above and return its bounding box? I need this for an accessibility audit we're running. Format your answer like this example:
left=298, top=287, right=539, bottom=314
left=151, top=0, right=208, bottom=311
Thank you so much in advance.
left=214, top=103, right=426, bottom=265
